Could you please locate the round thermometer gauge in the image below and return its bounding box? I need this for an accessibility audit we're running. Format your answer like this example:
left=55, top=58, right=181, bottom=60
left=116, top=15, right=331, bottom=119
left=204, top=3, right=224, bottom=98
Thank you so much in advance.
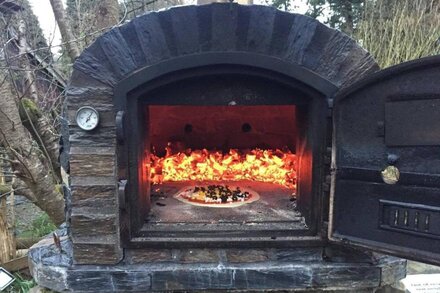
left=76, top=106, right=99, bottom=131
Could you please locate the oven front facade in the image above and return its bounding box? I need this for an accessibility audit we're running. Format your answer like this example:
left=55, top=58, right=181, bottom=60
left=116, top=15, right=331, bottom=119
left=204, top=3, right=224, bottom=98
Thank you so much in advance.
left=64, top=2, right=440, bottom=266
left=28, top=3, right=440, bottom=292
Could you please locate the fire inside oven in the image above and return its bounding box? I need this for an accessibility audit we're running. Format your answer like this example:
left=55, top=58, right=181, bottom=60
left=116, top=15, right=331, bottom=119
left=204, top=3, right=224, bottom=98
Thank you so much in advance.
left=145, top=105, right=303, bottom=227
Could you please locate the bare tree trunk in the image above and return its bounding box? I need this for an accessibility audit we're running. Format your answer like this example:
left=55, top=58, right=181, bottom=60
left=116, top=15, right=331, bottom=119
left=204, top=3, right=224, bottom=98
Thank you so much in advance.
left=18, top=21, right=39, bottom=102
left=32, top=114, right=61, bottom=180
left=0, top=172, right=15, bottom=263
left=0, top=198, right=15, bottom=263
left=0, top=80, right=65, bottom=226
left=20, top=99, right=61, bottom=182
left=18, top=21, right=61, bottom=182
left=95, top=0, right=120, bottom=30
left=49, top=0, right=81, bottom=62
left=11, top=179, right=36, bottom=202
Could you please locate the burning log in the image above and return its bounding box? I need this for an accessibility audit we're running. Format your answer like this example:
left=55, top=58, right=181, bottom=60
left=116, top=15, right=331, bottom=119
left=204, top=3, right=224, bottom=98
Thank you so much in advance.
left=150, top=146, right=297, bottom=192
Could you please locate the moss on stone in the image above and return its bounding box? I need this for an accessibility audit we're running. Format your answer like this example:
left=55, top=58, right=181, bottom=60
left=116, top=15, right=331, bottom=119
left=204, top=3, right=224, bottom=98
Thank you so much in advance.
left=0, top=184, right=11, bottom=195
left=19, top=98, right=42, bottom=122
left=54, top=184, right=62, bottom=195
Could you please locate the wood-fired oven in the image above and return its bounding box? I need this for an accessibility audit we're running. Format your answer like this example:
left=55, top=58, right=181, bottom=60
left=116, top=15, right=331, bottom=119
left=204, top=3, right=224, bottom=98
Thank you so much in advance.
left=28, top=3, right=440, bottom=292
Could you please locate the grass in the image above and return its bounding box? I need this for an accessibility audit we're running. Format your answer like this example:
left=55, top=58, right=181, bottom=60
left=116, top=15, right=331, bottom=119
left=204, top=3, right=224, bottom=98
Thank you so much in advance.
left=4, top=214, right=57, bottom=292
left=20, top=213, right=57, bottom=238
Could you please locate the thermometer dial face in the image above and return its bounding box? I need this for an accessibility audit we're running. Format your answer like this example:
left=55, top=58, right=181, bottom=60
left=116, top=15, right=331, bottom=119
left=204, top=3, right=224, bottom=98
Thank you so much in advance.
left=76, top=106, right=99, bottom=131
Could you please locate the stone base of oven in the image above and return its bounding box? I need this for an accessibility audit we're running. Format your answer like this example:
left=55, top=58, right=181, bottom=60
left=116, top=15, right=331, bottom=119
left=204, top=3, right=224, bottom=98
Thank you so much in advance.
left=29, top=232, right=406, bottom=292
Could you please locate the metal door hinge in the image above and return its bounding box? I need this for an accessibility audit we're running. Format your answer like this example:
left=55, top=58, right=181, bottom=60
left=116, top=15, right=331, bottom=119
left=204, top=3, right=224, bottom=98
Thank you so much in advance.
left=118, top=180, right=127, bottom=210
left=116, top=111, right=125, bottom=144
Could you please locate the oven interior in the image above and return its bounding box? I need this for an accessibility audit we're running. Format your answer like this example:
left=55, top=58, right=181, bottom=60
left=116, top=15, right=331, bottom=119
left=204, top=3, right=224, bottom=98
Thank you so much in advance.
left=128, top=72, right=326, bottom=240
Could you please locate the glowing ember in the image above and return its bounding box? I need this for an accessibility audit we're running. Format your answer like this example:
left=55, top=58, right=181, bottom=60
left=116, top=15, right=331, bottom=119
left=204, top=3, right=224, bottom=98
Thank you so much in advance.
left=150, top=146, right=296, bottom=192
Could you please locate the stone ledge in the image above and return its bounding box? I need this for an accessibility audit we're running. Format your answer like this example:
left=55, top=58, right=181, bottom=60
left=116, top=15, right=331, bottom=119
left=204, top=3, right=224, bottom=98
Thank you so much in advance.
left=29, top=236, right=406, bottom=292
left=72, top=243, right=122, bottom=265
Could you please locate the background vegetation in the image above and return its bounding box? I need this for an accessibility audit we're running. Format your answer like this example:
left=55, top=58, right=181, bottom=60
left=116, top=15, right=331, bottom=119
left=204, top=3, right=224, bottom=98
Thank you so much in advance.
left=356, top=0, right=440, bottom=68
left=270, top=0, right=440, bottom=67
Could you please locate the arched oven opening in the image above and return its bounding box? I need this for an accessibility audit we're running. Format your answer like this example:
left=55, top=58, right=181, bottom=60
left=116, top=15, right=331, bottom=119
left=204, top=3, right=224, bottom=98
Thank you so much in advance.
left=118, top=62, right=330, bottom=246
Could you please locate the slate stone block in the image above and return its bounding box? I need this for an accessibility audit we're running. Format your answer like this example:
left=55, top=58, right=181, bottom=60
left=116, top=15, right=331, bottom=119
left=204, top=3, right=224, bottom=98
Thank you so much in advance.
left=180, top=249, right=220, bottom=263
left=125, top=249, right=173, bottom=264
left=226, top=249, right=270, bottom=263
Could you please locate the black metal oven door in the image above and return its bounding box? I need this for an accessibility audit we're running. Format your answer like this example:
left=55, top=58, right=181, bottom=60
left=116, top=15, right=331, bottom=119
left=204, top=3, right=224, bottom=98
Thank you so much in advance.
left=330, top=55, right=440, bottom=265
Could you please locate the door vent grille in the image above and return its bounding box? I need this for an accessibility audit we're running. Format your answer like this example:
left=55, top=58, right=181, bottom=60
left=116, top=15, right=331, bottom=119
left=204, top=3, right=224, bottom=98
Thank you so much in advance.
left=379, top=200, right=440, bottom=239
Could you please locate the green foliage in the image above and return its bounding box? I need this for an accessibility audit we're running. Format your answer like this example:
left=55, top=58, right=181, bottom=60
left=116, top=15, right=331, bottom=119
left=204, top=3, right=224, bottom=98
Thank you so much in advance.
left=266, top=0, right=365, bottom=34
left=326, top=0, right=364, bottom=34
left=5, top=273, right=36, bottom=293
left=21, top=213, right=57, bottom=238
left=305, top=0, right=326, bottom=19
left=304, top=0, right=365, bottom=34
left=267, top=0, right=291, bottom=11
left=355, top=0, right=440, bottom=68
left=0, top=183, right=11, bottom=195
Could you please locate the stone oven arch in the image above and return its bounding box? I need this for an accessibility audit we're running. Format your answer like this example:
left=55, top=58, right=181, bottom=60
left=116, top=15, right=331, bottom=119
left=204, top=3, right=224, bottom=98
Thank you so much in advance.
left=66, top=3, right=378, bottom=264
left=70, top=4, right=378, bottom=93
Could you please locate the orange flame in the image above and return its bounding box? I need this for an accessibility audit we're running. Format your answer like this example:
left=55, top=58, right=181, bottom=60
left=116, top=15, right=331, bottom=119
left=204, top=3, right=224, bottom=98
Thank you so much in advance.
left=150, top=146, right=296, bottom=192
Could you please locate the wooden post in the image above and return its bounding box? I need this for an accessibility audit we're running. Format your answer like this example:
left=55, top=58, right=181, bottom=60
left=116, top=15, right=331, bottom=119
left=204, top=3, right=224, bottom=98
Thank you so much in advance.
left=0, top=150, right=4, bottom=185
left=0, top=151, right=15, bottom=264
left=9, top=177, right=16, bottom=258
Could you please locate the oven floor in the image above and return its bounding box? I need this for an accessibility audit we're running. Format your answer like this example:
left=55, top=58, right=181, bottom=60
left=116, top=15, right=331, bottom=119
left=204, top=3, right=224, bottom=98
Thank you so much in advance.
left=142, top=181, right=308, bottom=235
